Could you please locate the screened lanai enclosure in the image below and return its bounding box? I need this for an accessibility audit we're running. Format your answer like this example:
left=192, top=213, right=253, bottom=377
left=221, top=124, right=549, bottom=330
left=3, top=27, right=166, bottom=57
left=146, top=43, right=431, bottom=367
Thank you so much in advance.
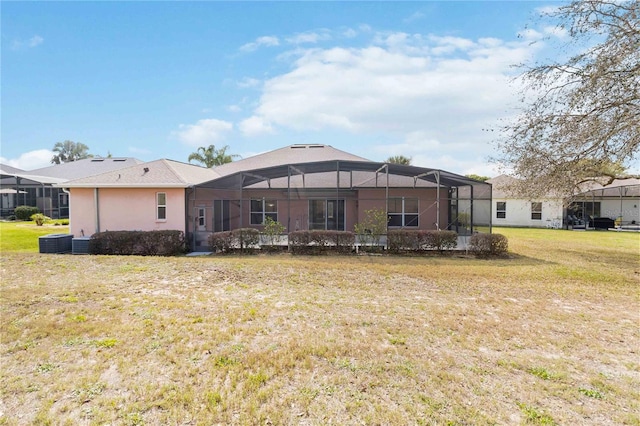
left=0, top=171, right=69, bottom=219
left=187, top=160, right=492, bottom=251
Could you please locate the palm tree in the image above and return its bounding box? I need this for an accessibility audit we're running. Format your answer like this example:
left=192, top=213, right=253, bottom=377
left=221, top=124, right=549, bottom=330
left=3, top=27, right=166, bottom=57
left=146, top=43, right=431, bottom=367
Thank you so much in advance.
left=386, top=155, right=412, bottom=165
left=51, top=140, right=92, bottom=164
left=188, top=145, right=239, bottom=168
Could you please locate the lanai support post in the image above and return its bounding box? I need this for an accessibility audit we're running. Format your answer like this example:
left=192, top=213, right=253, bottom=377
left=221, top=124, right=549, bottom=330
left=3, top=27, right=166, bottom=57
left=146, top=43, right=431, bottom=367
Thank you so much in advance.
left=385, top=164, right=389, bottom=233
left=336, top=161, right=340, bottom=230
left=436, top=171, right=440, bottom=230
left=240, top=174, right=244, bottom=229
left=287, top=166, right=291, bottom=233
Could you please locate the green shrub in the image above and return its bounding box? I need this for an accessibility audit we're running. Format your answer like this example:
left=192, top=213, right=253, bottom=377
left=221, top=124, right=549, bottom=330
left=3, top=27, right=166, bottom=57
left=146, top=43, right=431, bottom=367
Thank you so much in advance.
left=387, top=230, right=458, bottom=252
left=387, top=230, right=421, bottom=252
left=422, top=230, right=458, bottom=251
left=354, top=208, right=388, bottom=247
left=288, top=230, right=310, bottom=252
left=233, top=228, right=260, bottom=251
left=30, top=213, right=51, bottom=226
left=88, top=230, right=185, bottom=256
left=208, top=228, right=260, bottom=253
left=469, top=233, right=509, bottom=257
left=262, top=217, right=285, bottom=246
left=15, top=206, right=40, bottom=221
left=289, top=230, right=355, bottom=254
left=208, top=231, right=234, bottom=253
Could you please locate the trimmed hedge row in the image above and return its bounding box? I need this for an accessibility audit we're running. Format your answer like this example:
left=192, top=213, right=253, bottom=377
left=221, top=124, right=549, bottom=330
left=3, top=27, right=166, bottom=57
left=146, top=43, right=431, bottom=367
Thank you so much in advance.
left=289, top=230, right=355, bottom=254
left=207, top=228, right=260, bottom=253
left=387, top=230, right=458, bottom=252
left=469, top=233, right=509, bottom=257
left=88, top=230, right=186, bottom=256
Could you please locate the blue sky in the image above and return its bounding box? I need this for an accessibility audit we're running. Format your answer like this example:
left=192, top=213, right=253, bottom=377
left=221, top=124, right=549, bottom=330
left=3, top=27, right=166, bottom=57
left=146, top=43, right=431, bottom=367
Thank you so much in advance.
left=2, top=1, right=565, bottom=174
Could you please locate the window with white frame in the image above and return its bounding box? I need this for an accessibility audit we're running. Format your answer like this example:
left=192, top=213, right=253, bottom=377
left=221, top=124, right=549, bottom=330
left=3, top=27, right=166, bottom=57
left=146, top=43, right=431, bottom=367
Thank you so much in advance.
left=250, top=198, right=277, bottom=225
left=531, top=202, right=542, bottom=220
left=496, top=201, right=506, bottom=219
left=156, top=192, right=167, bottom=220
left=388, top=197, right=419, bottom=227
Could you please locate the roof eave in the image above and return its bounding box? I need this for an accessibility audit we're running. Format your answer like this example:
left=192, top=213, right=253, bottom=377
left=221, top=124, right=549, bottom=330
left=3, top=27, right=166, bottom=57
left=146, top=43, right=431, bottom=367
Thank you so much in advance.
left=55, top=183, right=191, bottom=189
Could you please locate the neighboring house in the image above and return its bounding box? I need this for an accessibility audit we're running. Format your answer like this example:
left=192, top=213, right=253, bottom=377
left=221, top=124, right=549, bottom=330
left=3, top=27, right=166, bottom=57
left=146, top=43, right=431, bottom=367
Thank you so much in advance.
left=488, top=174, right=640, bottom=229
left=488, top=175, right=564, bottom=228
left=0, top=158, right=141, bottom=218
left=60, top=145, right=493, bottom=251
left=571, top=178, right=640, bottom=227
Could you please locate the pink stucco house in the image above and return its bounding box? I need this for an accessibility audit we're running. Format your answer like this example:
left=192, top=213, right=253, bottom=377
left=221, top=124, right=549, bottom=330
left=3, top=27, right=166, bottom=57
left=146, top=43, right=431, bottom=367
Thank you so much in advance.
left=60, top=145, right=492, bottom=251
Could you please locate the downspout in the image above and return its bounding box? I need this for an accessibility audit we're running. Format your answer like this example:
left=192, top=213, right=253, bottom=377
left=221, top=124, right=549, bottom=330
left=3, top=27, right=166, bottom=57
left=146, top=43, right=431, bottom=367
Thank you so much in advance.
left=193, top=185, right=197, bottom=251
left=62, top=187, right=71, bottom=232
left=185, top=187, right=192, bottom=250
left=94, top=188, right=100, bottom=233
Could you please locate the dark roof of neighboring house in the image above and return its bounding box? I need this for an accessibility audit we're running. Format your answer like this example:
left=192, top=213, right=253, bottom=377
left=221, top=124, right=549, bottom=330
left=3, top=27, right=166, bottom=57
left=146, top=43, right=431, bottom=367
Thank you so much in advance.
left=60, top=159, right=220, bottom=188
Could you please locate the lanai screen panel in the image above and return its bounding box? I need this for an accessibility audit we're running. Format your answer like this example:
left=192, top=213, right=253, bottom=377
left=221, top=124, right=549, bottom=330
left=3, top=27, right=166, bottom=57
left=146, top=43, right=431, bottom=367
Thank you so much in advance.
left=195, top=160, right=493, bottom=233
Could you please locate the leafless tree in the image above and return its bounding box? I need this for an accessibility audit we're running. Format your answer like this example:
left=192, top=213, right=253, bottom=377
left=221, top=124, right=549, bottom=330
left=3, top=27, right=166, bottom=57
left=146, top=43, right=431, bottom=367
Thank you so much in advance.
left=496, top=0, right=639, bottom=198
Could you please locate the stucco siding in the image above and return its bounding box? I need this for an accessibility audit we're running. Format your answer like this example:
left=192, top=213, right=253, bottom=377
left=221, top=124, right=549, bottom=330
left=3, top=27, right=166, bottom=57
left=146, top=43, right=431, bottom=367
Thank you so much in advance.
left=492, top=198, right=564, bottom=228
left=69, top=187, right=186, bottom=237
left=600, top=199, right=639, bottom=223
left=69, top=188, right=96, bottom=237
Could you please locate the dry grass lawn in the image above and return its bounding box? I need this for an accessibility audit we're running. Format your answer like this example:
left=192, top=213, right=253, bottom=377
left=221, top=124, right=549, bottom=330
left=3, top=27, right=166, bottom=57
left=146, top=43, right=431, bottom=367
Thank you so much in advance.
left=0, top=228, right=638, bottom=425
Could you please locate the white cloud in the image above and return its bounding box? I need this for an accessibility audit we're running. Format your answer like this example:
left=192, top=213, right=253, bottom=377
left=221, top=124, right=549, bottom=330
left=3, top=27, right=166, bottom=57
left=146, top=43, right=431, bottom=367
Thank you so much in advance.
left=543, top=25, right=568, bottom=39
left=240, top=35, right=280, bottom=52
left=238, top=116, right=275, bottom=137
left=286, top=30, right=332, bottom=45
left=237, top=77, right=261, bottom=88
left=238, top=30, right=541, bottom=174
left=404, top=11, right=425, bottom=23
left=171, top=119, right=233, bottom=146
left=11, top=35, right=44, bottom=51
left=0, top=149, right=53, bottom=170
left=342, top=28, right=358, bottom=38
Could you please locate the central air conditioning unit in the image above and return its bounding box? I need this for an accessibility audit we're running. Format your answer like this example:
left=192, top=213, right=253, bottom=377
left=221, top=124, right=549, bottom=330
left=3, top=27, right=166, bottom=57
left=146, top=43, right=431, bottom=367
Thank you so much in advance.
left=72, top=237, right=91, bottom=254
left=39, top=234, right=73, bottom=254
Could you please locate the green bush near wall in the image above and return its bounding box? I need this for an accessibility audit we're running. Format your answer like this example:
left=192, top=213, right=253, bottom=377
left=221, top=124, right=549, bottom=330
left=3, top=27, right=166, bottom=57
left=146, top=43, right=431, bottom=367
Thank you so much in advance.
left=14, top=206, right=40, bottom=221
left=469, top=233, right=509, bottom=257
left=88, top=230, right=186, bottom=256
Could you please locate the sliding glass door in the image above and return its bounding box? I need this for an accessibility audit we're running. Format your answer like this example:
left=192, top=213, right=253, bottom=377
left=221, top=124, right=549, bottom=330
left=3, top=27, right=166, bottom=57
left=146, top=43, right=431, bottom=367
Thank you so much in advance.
left=309, top=199, right=345, bottom=230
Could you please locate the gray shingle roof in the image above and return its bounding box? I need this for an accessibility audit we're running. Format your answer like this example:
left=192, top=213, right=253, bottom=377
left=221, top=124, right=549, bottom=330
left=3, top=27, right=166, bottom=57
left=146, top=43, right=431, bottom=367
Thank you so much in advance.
left=29, top=157, right=142, bottom=180
left=0, top=164, right=25, bottom=174
left=213, top=144, right=371, bottom=177
left=60, top=159, right=220, bottom=188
